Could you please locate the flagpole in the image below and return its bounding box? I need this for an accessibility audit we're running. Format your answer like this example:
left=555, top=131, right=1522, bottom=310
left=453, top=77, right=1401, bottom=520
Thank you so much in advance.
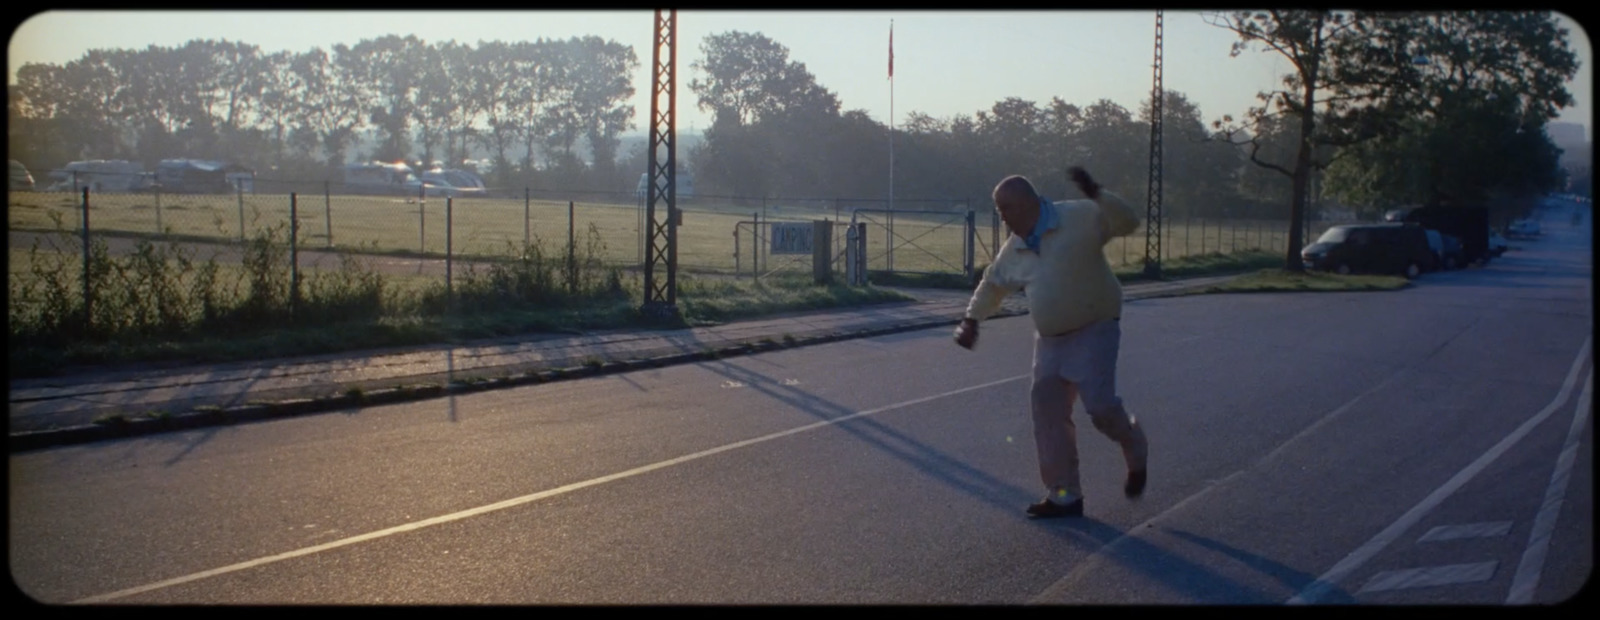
left=888, top=19, right=895, bottom=271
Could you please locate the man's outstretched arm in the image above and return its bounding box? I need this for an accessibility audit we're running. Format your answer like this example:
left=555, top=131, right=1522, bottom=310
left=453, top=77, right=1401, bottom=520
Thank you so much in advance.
left=956, top=239, right=1022, bottom=349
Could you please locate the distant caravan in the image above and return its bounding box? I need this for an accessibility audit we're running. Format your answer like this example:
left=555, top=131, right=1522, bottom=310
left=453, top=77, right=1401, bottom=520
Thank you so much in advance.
left=343, top=162, right=424, bottom=196
left=344, top=162, right=487, bottom=198
left=636, top=171, right=694, bottom=201
left=44, top=160, right=145, bottom=193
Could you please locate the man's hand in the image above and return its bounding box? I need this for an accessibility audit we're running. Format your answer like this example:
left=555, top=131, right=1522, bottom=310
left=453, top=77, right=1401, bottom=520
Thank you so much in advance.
left=1069, top=166, right=1101, bottom=200
left=954, top=318, right=979, bottom=350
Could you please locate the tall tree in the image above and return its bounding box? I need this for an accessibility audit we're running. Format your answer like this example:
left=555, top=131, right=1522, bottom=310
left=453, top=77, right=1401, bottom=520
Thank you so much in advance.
left=689, top=31, right=841, bottom=197
left=568, top=35, right=638, bottom=189
left=688, top=31, right=840, bottom=127
left=1339, top=11, right=1580, bottom=206
left=350, top=35, right=427, bottom=163
left=410, top=41, right=454, bottom=169
left=1207, top=10, right=1579, bottom=270
left=254, top=51, right=298, bottom=168
left=1207, top=11, right=1384, bottom=271
left=289, top=46, right=367, bottom=166
left=471, top=40, right=524, bottom=180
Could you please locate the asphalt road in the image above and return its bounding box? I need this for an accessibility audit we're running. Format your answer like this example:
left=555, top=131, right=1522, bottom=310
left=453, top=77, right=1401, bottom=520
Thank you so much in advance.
left=9, top=203, right=1591, bottom=605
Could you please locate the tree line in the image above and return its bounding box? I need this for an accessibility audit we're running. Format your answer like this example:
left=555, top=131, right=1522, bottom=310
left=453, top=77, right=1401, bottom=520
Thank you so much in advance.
left=8, top=11, right=1580, bottom=270
left=681, top=11, right=1579, bottom=270
left=9, top=35, right=639, bottom=191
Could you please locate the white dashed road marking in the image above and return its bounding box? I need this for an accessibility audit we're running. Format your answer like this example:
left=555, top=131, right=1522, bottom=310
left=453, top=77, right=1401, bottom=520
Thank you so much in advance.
left=1507, top=367, right=1594, bottom=605
left=1287, top=338, right=1591, bottom=605
left=1357, top=562, right=1499, bottom=594
left=1416, top=522, right=1514, bottom=543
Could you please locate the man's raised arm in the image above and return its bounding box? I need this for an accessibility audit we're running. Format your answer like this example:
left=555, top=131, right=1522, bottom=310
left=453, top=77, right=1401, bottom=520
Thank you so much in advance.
left=1070, top=166, right=1140, bottom=245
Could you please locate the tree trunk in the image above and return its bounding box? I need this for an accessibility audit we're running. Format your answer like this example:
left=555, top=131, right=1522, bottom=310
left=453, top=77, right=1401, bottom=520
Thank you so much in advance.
left=1285, top=13, right=1326, bottom=273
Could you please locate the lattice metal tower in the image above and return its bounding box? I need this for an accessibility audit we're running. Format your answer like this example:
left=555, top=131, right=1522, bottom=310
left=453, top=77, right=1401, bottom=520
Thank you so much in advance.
left=1144, top=10, right=1164, bottom=279
left=642, top=9, right=680, bottom=318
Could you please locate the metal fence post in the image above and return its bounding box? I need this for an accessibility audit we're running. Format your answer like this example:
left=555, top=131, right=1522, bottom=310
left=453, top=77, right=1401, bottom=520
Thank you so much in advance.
left=154, top=183, right=163, bottom=235
left=81, top=187, right=91, bottom=334
left=734, top=223, right=742, bottom=276
left=752, top=212, right=760, bottom=278
left=238, top=182, right=246, bottom=243
left=845, top=223, right=857, bottom=285
left=568, top=200, right=576, bottom=294
left=992, top=208, right=1000, bottom=261
left=1185, top=212, right=1192, bottom=259
left=525, top=187, right=531, bottom=250
left=325, top=180, right=333, bottom=248
left=856, top=222, right=868, bottom=285
left=419, top=196, right=426, bottom=254
left=886, top=200, right=894, bottom=273
left=446, top=197, right=453, bottom=310
left=964, top=209, right=976, bottom=280
left=290, top=193, right=300, bottom=320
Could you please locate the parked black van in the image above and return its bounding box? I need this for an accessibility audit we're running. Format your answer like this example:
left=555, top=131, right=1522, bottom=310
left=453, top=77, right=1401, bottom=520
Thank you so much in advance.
left=1301, top=223, right=1434, bottom=279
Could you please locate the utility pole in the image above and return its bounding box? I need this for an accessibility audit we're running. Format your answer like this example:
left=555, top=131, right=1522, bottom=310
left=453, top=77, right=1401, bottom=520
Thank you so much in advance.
left=642, top=9, right=680, bottom=318
left=1144, top=10, right=1165, bottom=279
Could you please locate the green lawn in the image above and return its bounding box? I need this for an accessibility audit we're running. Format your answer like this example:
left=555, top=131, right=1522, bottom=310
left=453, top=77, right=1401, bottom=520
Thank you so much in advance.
left=11, top=189, right=1354, bottom=280
left=1203, top=268, right=1411, bottom=293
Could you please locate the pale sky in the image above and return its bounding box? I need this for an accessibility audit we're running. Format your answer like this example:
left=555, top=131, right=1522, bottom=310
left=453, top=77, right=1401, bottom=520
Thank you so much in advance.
left=7, top=10, right=1593, bottom=141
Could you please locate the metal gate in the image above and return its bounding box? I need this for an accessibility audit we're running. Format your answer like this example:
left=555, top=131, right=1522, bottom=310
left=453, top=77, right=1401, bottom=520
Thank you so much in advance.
left=732, top=217, right=853, bottom=281
left=850, top=208, right=976, bottom=279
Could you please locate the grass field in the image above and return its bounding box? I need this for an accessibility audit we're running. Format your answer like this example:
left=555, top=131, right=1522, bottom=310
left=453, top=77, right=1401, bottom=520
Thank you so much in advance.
left=6, top=226, right=914, bottom=376
left=10, top=189, right=1358, bottom=281
left=1202, top=268, right=1411, bottom=293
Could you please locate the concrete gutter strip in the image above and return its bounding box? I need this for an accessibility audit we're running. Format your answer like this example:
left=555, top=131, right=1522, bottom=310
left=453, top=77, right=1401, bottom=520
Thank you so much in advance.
left=8, top=276, right=1236, bottom=453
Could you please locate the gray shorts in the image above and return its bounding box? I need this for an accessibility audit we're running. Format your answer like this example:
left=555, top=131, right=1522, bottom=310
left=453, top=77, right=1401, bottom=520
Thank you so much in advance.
left=1032, top=318, right=1123, bottom=413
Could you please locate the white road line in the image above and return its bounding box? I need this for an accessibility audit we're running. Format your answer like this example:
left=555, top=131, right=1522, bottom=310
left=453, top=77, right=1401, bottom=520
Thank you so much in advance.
left=1027, top=359, right=1417, bottom=604
left=69, top=373, right=1028, bottom=605
left=1416, top=521, right=1514, bottom=543
left=1506, top=366, right=1594, bottom=605
left=1287, top=337, right=1591, bottom=605
left=1357, top=562, right=1499, bottom=594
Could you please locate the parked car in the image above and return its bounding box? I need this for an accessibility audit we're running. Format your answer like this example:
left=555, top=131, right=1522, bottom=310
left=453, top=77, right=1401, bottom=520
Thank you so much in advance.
left=343, top=162, right=424, bottom=196
left=1507, top=218, right=1541, bottom=239
left=9, top=160, right=35, bottom=191
left=1439, top=233, right=1466, bottom=270
left=1423, top=229, right=1448, bottom=272
left=416, top=170, right=483, bottom=197
left=1302, top=223, right=1433, bottom=279
left=1401, top=206, right=1491, bottom=266
left=1488, top=230, right=1509, bottom=257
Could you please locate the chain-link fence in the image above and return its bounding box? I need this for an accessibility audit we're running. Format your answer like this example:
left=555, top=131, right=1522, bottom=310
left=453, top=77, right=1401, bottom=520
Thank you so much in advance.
left=8, top=181, right=1368, bottom=325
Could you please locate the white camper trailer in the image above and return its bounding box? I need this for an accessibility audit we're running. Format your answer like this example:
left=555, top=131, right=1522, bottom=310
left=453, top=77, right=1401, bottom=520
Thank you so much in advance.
left=45, top=160, right=145, bottom=192
left=343, top=162, right=424, bottom=196
left=636, top=170, right=694, bottom=200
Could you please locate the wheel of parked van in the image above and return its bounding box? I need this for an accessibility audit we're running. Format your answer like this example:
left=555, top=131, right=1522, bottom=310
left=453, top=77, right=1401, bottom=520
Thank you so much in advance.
left=1405, top=262, right=1421, bottom=279
left=1445, top=257, right=1457, bottom=270
left=1335, top=264, right=1351, bottom=275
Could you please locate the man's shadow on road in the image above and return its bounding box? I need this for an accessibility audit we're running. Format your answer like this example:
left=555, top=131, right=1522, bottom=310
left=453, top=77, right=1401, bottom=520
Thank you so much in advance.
left=1042, top=520, right=1359, bottom=604
left=696, top=356, right=1355, bottom=605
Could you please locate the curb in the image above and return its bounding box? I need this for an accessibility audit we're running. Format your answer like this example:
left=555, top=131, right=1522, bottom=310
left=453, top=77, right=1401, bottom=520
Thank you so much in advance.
left=7, top=279, right=1223, bottom=454
left=7, top=308, right=1032, bottom=454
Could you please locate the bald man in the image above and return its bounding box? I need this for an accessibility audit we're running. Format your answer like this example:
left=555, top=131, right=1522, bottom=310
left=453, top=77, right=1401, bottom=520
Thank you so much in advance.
left=954, top=167, right=1148, bottom=518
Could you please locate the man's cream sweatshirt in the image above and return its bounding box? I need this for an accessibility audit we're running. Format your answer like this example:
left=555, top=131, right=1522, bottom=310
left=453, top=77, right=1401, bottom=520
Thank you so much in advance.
left=963, top=191, right=1142, bottom=336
